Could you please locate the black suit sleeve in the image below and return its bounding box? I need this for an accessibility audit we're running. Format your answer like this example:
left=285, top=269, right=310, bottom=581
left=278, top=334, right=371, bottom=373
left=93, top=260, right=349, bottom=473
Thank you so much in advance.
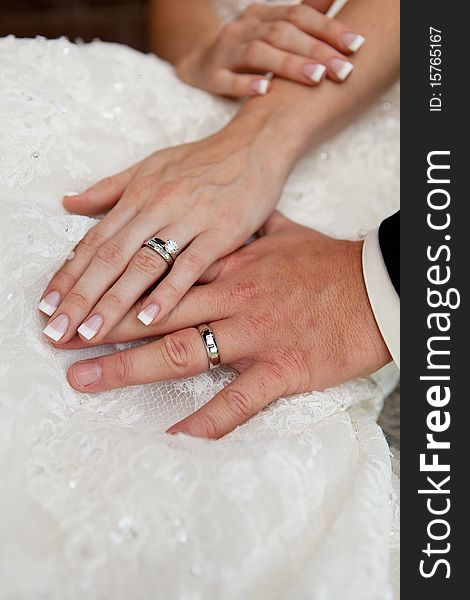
left=378, top=210, right=400, bottom=296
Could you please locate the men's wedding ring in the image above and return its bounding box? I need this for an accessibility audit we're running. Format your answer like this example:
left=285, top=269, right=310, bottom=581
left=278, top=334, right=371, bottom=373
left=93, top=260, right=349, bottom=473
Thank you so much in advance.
left=142, top=237, right=179, bottom=266
left=197, top=325, right=221, bottom=370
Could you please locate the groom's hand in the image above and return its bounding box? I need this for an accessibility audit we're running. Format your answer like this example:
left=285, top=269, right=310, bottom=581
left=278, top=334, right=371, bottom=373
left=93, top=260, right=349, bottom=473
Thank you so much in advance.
left=65, top=213, right=390, bottom=438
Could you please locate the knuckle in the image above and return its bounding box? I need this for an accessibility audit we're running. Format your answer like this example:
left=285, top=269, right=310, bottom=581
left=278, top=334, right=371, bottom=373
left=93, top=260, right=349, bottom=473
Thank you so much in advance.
left=99, top=175, right=117, bottom=192
left=131, top=250, right=164, bottom=277
left=163, top=278, right=184, bottom=299
left=66, top=289, right=90, bottom=311
left=148, top=180, right=184, bottom=213
left=229, top=280, right=259, bottom=302
left=308, top=39, right=320, bottom=57
left=271, top=347, right=309, bottom=391
left=111, top=351, right=133, bottom=385
left=286, top=5, right=303, bottom=24
left=126, top=176, right=153, bottom=202
left=195, top=411, right=220, bottom=439
left=158, top=180, right=182, bottom=200
left=180, top=251, right=204, bottom=277
left=162, top=333, right=192, bottom=370
left=246, top=311, right=273, bottom=333
left=264, top=361, right=287, bottom=384
left=324, top=18, right=340, bottom=39
left=242, top=3, right=260, bottom=18
left=221, top=388, right=254, bottom=421
left=102, top=291, right=124, bottom=310
left=244, top=40, right=264, bottom=66
left=266, top=21, right=289, bottom=44
left=53, top=269, right=78, bottom=290
left=222, top=20, right=243, bottom=38
left=281, top=53, right=298, bottom=76
left=95, top=240, right=124, bottom=268
left=79, top=227, right=106, bottom=252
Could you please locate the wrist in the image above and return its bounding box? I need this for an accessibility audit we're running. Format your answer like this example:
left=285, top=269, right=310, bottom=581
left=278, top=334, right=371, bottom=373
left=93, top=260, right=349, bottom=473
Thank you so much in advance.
left=231, top=77, right=334, bottom=170
left=224, top=94, right=310, bottom=177
left=349, top=239, right=392, bottom=370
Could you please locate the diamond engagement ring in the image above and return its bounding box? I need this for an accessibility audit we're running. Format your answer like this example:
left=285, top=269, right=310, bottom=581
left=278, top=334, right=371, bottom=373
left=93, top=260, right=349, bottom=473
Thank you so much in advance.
left=164, top=239, right=179, bottom=257
left=142, top=237, right=176, bottom=266
left=197, top=324, right=220, bottom=369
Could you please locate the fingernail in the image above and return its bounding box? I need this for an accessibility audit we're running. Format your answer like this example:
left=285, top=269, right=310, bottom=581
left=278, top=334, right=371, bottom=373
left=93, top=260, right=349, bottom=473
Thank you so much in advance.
left=43, top=313, right=69, bottom=342
left=341, top=32, right=365, bottom=52
left=250, top=79, right=269, bottom=95
left=72, top=361, right=102, bottom=387
left=38, top=291, right=61, bottom=316
left=302, top=63, right=326, bottom=83
left=329, top=58, right=354, bottom=81
left=137, top=303, right=160, bottom=326
left=77, top=314, right=104, bottom=340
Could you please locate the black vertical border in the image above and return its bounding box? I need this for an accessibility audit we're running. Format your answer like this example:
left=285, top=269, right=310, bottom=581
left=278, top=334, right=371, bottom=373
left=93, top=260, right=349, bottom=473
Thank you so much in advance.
left=401, top=1, right=467, bottom=596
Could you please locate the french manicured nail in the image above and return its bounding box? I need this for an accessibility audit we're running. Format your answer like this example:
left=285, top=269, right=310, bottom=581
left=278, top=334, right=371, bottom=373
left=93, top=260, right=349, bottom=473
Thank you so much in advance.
left=77, top=314, right=104, bottom=340
left=341, top=32, right=365, bottom=52
left=38, top=291, right=61, bottom=316
left=137, top=303, right=160, bottom=326
left=72, top=361, right=102, bottom=387
left=329, top=58, right=354, bottom=81
left=251, top=79, right=269, bottom=95
left=302, top=63, right=326, bottom=83
left=43, top=313, right=69, bottom=342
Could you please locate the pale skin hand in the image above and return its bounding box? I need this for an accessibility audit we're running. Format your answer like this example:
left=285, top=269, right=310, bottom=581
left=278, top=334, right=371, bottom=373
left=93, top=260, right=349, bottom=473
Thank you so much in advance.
left=149, top=0, right=336, bottom=65
left=62, top=213, right=391, bottom=439
left=39, top=0, right=399, bottom=345
left=39, top=112, right=294, bottom=345
left=175, top=2, right=366, bottom=97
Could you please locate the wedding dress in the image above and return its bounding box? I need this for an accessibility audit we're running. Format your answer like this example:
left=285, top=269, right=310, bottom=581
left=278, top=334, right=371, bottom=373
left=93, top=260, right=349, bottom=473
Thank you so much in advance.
left=0, top=0, right=400, bottom=598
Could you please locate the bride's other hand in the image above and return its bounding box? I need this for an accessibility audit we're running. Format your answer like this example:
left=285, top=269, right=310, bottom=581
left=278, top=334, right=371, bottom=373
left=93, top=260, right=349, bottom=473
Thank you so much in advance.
left=39, top=110, right=294, bottom=345
left=64, top=213, right=390, bottom=439
left=176, top=2, right=364, bottom=97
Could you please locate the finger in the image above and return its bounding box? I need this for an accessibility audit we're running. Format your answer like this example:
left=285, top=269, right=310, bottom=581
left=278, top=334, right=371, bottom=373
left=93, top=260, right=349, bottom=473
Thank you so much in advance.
left=136, top=232, right=226, bottom=327
left=238, top=40, right=353, bottom=86
left=76, top=223, right=197, bottom=342
left=67, top=320, right=240, bottom=392
left=63, top=165, right=138, bottom=216
left=57, top=282, right=228, bottom=349
left=167, top=363, right=284, bottom=439
left=38, top=202, right=138, bottom=317
left=255, top=4, right=365, bottom=55
left=256, top=21, right=358, bottom=82
left=209, top=68, right=271, bottom=97
left=42, top=211, right=169, bottom=343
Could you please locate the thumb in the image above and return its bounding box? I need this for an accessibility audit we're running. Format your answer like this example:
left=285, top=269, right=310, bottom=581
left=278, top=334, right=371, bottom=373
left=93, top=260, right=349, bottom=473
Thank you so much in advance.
left=210, top=69, right=271, bottom=98
left=63, top=165, right=137, bottom=216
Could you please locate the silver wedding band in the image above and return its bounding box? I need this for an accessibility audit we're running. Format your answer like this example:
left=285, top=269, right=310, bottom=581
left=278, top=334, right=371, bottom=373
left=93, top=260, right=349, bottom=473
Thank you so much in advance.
left=142, top=237, right=179, bottom=266
left=197, top=324, right=220, bottom=370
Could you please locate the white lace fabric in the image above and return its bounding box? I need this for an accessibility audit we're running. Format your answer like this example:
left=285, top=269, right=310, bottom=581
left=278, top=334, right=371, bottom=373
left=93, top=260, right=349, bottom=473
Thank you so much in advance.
left=0, top=6, right=399, bottom=597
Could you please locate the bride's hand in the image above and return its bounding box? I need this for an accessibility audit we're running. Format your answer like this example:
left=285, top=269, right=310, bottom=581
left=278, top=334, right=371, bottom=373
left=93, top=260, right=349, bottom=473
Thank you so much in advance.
left=176, top=2, right=364, bottom=98
left=39, top=112, right=293, bottom=345
left=62, top=213, right=390, bottom=439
